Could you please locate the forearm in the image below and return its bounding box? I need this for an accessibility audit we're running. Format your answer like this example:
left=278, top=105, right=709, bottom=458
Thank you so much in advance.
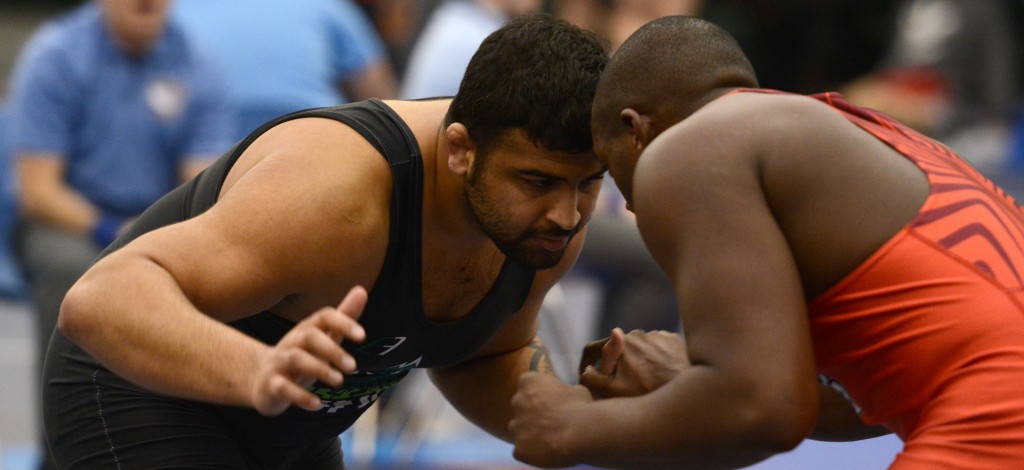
left=565, top=367, right=807, bottom=469
left=19, top=156, right=102, bottom=234
left=21, top=181, right=100, bottom=235
left=59, top=252, right=267, bottom=408
left=431, top=335, right=552, bottom=441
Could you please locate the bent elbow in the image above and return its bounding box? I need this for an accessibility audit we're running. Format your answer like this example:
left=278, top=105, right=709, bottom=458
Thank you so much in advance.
left=744, top=390, right=818, bottom=454
left=57, top=278, right=100, bottom=343
left=760, top=413, right=814, bottom=453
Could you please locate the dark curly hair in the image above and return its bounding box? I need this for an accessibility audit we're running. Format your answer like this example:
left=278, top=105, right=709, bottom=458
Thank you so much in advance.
left=445, top=13, right=609, bottom=156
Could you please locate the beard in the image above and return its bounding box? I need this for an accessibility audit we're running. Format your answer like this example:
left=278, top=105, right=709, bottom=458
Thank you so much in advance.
left=464, top=167, right=583, bottom=270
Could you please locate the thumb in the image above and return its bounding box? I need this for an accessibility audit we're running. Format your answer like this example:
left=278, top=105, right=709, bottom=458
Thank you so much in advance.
left=598, top=328, right=626, bottom=375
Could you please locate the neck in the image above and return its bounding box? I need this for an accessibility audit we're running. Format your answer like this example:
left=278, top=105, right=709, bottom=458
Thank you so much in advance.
left=685, top=87, right=746, bottom=117
left=425, top=126, right=491, bottom=247
left=386, top=98, right=493, bottom=250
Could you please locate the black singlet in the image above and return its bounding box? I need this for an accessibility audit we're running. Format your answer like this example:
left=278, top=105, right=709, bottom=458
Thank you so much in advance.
left=43, top=99, right=536, bottom=450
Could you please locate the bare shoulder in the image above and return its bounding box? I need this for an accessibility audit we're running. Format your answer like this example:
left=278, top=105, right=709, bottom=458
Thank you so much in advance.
left=641, top=91, right=874, bottom=184
left=225, top=116, right=393, bottom=263
left=222, top=117, right=393, bottom=201
left=659, top=92, right=838, bottom=151
left=215, top=117, right=393, bottom=258
left=125, top=117, right=397, bottom=319
left=630, top=92, right=844, bottom=243
left=635, top=91, right=928, bottom=299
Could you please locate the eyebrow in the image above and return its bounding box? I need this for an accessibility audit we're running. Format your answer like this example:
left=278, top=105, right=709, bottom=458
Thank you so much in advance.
left=516, top=166, right=608, bottom=181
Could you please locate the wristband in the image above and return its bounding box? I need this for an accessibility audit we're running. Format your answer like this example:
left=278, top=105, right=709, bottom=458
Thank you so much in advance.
left=91, top=213, right=125, bottom=247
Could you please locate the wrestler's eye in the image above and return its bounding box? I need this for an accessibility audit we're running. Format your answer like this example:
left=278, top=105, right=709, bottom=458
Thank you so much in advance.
left=580, top=174, right=605, bottom=189
left=524, top=176, right=555, bottom=188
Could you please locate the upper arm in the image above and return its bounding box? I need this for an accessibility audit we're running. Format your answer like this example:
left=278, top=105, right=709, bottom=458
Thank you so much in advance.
left=109, top=118, right=392, bottom=321
left=633, top=108, right=818, bottom=409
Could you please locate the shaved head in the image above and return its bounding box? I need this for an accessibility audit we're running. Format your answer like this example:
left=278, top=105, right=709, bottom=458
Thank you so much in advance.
left=592, top=16, right=758, bottom=140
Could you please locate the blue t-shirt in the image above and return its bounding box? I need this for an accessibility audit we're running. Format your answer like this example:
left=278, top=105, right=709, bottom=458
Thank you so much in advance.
left=173, top=0, right=386, bottom=137
left=0, top=106, right=26, bottom=299
left=7, top=3, right=236, bottom=217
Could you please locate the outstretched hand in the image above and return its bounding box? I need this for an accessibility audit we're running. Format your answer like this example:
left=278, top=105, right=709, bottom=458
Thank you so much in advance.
left=251, top=286, right=368, bottom=416
left=580, top=328, right=689, bottom=399
left=510, top=372, right=594, bottom=468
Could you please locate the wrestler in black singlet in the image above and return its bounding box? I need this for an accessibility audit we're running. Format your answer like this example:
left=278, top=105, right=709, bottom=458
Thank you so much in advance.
left=42, top=99, right=536, bottom=469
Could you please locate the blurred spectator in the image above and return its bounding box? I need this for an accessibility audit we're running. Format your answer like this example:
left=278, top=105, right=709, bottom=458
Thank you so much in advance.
left=173, top=0, right=399, bottom=139
left=553, top=0, right=703, bottom=51
left=400, top=0, right=543, bottom=99
left=0, top=106, right=26, bottom=300
left=700, top=0, right=894, bottom=94
left=357, top=0, right=441, bottom=79
left=842, top=0, right=1021, bottom=168
left=6, top=0, right=235, bottom=467
left=576, top=181, right=680, bottom=337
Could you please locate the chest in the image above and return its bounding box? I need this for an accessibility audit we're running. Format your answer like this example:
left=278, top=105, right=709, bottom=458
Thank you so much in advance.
left=420, top=246, right=506, bottom=323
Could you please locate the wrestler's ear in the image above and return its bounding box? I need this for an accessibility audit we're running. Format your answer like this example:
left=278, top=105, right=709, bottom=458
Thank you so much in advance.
left=446, top=123, right=475, bottom=176
left=621, top=108, right=653, bottom=151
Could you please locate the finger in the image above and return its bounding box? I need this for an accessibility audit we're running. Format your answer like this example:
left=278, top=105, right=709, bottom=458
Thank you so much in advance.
left=296, top=327, right=358, bottom=375
left=517, top=370, right=543, bottom=388
left=578, top=365, right=613, bottom=398
left=313, top=305, right=367, bottom=345
left=307, top=317, right=360, bottom=370
left=516, top=371, right=564, bottom=396
left=337, top=286, right=368, bottom=322
left=578, top=335, right=613, bottom=375
left=266, top=374, right=324, bottom=413
left=598, top=328, right=626, bottom=375
left=278, top=347, right=345, bottom=389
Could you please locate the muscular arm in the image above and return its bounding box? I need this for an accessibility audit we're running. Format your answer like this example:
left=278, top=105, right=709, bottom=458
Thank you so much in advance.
left=517, top=111, right=820, bottom=468
left=429, top=331, right=553, bottom=441
left=430, top=228, right=587, bottom=441
left=58, top=118, right=387, bottom=413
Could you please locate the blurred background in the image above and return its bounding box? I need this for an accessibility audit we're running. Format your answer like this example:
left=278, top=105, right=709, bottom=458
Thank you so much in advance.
left=2, top=0, right=1023, bottom=469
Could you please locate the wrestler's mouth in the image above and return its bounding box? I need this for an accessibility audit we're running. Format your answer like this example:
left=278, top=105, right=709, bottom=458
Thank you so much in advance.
left=533, top=235, right=569, bottom=252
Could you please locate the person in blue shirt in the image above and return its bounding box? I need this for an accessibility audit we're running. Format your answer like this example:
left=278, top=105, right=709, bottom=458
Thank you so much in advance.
left=173, top=0, right=399, bottom=140
left=0, top=106, right=26, bottom=300
left=6, top=1, right=235, bottom=467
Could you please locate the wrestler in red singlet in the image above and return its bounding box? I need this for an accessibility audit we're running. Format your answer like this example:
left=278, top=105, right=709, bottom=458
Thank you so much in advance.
left=806, top=92, right=1024, bottom=468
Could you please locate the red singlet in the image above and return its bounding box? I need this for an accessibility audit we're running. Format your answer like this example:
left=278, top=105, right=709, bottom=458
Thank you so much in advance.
left=796, top=91, right=1024, bottom=468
